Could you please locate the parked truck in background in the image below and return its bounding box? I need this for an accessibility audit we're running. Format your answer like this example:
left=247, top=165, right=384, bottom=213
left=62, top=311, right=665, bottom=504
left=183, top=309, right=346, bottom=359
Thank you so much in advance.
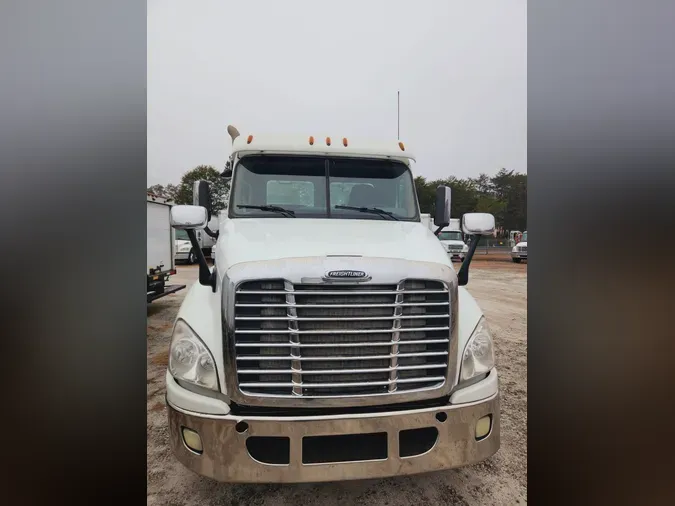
left=511, top=230, right=527, bottom=263
left=147, top=194, right=185, bottom=303
left=508, top=230, right=522, bottom=247
left=438, top=218, right=469, bottom=261
left=164, top=126, right=500, bottom=483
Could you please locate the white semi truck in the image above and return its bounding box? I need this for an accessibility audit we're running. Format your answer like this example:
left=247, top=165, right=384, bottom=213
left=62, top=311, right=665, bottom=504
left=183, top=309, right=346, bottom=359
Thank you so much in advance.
left=164, top=127, right=500, bottom=483
left=146, top=194, right=185, bottom=303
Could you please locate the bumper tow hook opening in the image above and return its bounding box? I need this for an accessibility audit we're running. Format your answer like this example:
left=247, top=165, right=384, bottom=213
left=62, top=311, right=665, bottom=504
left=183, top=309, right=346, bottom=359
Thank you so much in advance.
left=435, top=412, right=448, bottom=423
left=235, top=421, right=249, bottom=434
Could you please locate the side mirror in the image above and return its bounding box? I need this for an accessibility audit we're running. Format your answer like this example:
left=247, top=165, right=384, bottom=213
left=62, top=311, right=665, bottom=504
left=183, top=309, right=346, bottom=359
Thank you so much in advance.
left=462, top=213, right=495, bottom=236
left=170, top=205, right=215, bottom=291
left=434, top=185, right=451, bottom=229
left=193, top=180, right=213, bottom=219
left=457, top=213, right=496, bottom=287
left=170, top=205, right=208, bottom=229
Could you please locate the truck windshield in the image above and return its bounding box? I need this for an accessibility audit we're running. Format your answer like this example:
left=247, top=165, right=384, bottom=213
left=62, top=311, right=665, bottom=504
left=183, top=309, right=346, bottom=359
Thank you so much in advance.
left=175, top=229, right=189, bottom=240
left=438, top=231, right=463, bottom=241
left=229, top=155, right=418, bottom=221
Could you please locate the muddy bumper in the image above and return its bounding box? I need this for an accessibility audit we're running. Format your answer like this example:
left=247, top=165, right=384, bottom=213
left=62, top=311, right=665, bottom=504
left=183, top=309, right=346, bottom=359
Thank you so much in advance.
left=167, top=393, right=499, bottom=483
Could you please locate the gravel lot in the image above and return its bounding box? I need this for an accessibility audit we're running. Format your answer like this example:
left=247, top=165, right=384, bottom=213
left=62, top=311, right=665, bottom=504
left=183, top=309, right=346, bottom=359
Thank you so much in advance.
left=147, top=257, right=527, bottom=505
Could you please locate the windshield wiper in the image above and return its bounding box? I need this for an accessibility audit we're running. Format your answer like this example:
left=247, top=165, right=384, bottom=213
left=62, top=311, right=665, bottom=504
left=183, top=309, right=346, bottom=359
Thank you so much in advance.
left=237, top=205, right=296, bottom=218
left=334, top=205, right=400, bottom=221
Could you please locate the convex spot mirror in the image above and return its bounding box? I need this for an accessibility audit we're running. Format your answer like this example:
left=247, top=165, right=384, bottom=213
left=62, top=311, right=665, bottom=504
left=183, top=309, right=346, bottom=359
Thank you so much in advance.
left=462, top=213, right=496, bottom=236
left=170, top=205, right=208, bottom=230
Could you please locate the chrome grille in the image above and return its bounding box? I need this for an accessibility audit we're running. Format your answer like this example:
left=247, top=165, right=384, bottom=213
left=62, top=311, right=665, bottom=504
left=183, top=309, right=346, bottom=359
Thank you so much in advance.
left=233, top=279, right=451, bottom=398
left=518, top=246, right=527, bottom=252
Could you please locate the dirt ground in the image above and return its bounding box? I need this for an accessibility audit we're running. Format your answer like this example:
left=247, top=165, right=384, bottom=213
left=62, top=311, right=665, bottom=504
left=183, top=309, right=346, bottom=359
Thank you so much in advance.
left=147, top=257, right=527, bottom=506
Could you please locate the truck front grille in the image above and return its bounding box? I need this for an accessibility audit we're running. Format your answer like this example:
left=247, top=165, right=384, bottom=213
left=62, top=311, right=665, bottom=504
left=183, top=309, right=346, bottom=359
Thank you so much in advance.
left=518, top=246, right=527, bottom=252
left=233, top=279, right=451, bottom=398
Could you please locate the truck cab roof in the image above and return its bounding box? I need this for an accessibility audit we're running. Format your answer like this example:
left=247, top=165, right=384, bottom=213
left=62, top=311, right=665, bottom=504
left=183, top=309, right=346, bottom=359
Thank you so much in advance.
left=230, top=132, right=416, bottom=164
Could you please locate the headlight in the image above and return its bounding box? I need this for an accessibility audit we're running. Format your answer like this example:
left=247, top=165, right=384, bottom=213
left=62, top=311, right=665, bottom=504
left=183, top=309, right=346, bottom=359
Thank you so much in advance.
left=169, top=319, right=219, bottom=391
left=511, top=246, right=517, bottom=253
left=462, top=244, right=469, bottom=252
left=460, top=317, right=495, bottom=382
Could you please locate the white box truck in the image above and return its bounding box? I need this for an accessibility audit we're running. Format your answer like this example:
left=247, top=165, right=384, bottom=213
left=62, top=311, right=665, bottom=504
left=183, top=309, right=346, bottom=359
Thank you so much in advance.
left=163, top=127, right=500, bottom=483
left=437, top=218, right=469, bottom=261
left=147, top=194, right=185, bottom=303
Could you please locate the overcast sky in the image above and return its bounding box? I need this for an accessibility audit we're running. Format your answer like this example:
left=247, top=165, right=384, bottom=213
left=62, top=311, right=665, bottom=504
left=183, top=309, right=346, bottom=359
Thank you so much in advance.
left=147, top=0, right=526, bottom=186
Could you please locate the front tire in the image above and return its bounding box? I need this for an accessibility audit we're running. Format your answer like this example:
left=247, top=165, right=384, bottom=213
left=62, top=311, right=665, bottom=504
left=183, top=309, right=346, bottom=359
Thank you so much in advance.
left=512, top=258, right=521, bottom=263
left=188, top=250, right=197, bottom=265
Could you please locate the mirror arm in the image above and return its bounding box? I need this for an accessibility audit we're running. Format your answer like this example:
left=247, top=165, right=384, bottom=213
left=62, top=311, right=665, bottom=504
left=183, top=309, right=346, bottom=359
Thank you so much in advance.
left=204, top=226, right=219, bottom=239
left=457, top=234, right=482, bottom=286
left=186, top=229, right=217, bottom=292
left=433, top=225, right=446, bottom=237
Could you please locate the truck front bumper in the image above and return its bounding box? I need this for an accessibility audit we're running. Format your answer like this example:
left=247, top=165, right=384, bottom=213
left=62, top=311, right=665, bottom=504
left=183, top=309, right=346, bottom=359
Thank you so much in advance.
left=167, top=392, right=499, bottom=483
left=511, top=251, right=527, bottom=259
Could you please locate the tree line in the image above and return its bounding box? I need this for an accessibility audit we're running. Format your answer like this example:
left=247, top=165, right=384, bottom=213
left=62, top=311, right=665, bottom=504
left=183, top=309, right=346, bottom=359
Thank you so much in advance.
left=148, top=166, right=526, bottom=233
left=415, top=168, right=527, bottom=234
left=147, top=165, right=230, bottom=214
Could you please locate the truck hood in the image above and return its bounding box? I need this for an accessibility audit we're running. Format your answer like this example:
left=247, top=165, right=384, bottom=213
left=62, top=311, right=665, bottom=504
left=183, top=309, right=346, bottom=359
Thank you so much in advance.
left=515, top=241, right=527, bottom=248
left=219, top=218, right=452, bottom=267
left=440, top=240, right=466, bottom=247
left=175, top=240, right=191, bottom=249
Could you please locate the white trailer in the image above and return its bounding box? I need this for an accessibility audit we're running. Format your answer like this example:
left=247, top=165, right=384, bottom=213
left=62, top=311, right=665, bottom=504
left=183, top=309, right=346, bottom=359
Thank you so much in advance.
left=147, top=194, right=185, bottom=302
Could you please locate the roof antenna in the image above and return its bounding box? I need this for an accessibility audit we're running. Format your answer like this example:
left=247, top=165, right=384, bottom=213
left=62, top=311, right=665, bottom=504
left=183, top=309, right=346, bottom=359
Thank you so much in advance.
left=227, top=125, right=240, bottom=144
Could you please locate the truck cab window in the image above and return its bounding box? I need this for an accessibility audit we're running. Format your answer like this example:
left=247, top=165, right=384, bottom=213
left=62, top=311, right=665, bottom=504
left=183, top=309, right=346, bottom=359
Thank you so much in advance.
left=175, top=229, right=189, bottom=241
left=329, top=158, right=417, bottom=220
left=230, top=156, right=326, bottom=217
left=438, top=231, right=463, bottom=241
left=229, top=155, right=418, bottom=221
